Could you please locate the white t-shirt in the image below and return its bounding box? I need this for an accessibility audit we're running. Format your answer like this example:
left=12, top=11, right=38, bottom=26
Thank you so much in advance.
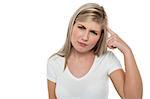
left=47, top=51, right=122, bottom=99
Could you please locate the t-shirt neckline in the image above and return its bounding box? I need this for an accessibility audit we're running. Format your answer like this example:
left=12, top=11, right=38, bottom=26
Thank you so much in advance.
left=66, top=55, right=98, bottom=81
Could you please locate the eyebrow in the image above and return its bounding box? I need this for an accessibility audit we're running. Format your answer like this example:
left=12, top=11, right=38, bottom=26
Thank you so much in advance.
left=78, top=24, right=100, bottom=33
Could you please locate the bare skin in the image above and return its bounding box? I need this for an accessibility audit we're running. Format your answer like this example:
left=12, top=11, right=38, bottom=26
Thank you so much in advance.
left=67, top=49, right=95, bottom=78
left=47, top=80, right=57, bottom=99
left=107, top=28, right=143, bottom=99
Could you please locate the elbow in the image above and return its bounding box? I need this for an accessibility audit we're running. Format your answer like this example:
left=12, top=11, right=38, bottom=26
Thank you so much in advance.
left=123, top=87, right=143, bottom=99
left=123, top=82, right=143, bottom=99
left=123, top=92, right=143, bottom=99
left=124, top=96, right=142, bottom=99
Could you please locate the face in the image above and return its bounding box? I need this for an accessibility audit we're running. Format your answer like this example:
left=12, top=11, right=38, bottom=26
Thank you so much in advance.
left=70, top=20, right=102, bottom=53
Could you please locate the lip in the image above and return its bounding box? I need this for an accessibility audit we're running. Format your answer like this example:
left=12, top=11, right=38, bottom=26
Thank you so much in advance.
left=77, top=41, right=88, bottom=47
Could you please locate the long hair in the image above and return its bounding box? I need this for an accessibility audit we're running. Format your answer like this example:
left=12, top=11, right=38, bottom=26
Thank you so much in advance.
left=53, top=3, right=108, bottom=70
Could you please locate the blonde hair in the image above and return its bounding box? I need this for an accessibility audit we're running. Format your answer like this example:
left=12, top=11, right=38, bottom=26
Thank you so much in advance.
left=53, top=3, right=108, bottom=70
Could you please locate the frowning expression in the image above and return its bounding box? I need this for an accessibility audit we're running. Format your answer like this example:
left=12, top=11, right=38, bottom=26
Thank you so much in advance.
left=71, top=21, right=102, bottom=53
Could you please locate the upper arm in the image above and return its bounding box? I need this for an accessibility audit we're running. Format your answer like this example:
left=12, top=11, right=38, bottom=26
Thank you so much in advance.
left=109, top=69, right=125, bottom=99
left=47, top=80, right=57, bottom=99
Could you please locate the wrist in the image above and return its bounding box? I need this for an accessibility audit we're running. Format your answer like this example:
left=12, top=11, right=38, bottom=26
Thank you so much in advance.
left=122, top=47, right=132, bottom=56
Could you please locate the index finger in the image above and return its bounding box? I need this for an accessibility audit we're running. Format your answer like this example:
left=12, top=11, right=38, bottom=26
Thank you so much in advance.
left=107, top=27, right=116, bottom=35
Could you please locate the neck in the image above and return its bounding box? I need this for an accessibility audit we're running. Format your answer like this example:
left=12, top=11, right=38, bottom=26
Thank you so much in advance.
left=70, top=48, right=94, bottom=59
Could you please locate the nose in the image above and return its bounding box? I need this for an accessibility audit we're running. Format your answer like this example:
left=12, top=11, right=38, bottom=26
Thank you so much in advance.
left=82, top=31, right=89, bottom=41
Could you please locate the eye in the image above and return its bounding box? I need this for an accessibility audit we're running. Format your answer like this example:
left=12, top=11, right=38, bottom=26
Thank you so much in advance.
left=90, top=30, right=98, bottom=35
left=77, top=26, right=85, bottom=30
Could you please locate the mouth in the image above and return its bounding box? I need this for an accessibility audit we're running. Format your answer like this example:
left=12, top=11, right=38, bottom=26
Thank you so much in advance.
left=77, top=41, right=88, bottom=47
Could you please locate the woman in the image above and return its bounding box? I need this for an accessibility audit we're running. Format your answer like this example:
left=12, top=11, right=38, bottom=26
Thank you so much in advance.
left=47, top=3, right=143, bottom=99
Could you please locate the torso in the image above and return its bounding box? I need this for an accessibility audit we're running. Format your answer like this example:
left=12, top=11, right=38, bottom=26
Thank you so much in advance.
left=55, top=53, right=109, bottom=99
left=67, top=53, right=95, bottom=78
left=47, top=51, right=121, bottom=99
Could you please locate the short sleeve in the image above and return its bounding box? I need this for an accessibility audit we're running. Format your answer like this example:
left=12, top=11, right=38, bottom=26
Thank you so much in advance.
left=107, top=51, right=122, bottom=75
left=47, top=58, right=57, bottom=83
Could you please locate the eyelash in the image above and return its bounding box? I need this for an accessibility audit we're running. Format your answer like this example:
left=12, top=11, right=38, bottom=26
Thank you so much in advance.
left=90, top=31, right=97, bottom=35
left=78, top=26, right=85, bottom=29
left=77, top=25, right=98, bottom=35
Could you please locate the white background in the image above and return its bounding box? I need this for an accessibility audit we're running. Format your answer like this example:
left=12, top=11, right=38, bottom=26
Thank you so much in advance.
left=0, top=0, right=149, bottom=99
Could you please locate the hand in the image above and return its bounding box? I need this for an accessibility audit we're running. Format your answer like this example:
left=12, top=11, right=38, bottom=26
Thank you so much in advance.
left=106, top=28, right=131, bottom=54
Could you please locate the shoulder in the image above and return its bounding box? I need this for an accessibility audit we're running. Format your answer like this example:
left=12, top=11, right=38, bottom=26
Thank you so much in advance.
left=96, top=51, right=119, bottom=64
left=47, top=54, right=65, bottom=73
left=47, top=54, right=65, bottom=70
left=105, top=51, right=116, bottom=58
left=48, top=54, right=64, bottom=63
left=97, top=51, right=115, bottom=60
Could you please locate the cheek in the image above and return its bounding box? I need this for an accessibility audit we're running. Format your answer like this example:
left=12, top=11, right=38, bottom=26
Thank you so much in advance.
left=90, top=37, right=100, bottom=45
left=71, top=29, right=81, bottom=41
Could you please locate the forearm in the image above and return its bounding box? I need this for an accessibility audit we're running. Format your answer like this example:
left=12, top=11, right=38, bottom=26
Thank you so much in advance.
left=123, top=48, right=143, bottom=99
